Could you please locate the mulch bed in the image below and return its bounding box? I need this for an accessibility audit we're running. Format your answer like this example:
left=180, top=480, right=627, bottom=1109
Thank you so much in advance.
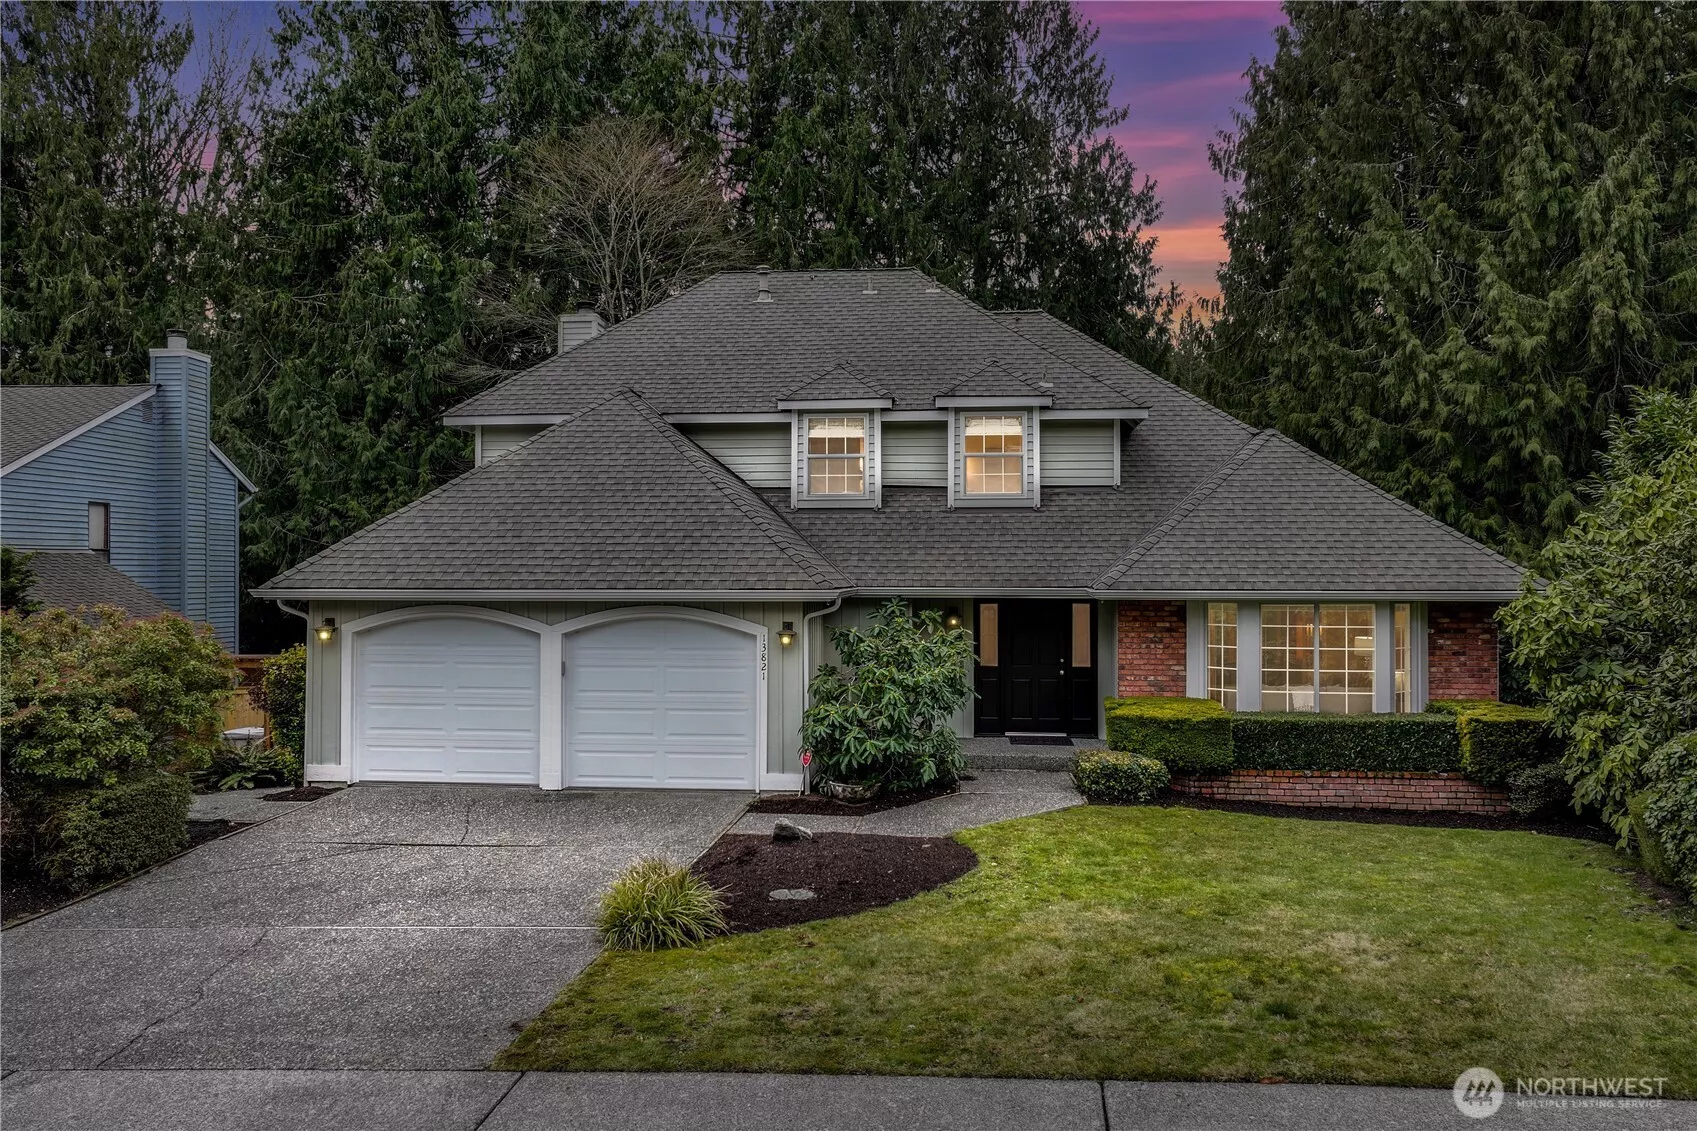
left=694, top=832, right=977, bottom=933
left=2, top=818, right=250, bottom=926
left=746, top=780, right=960, bottom=816
left=1156, top=795, right=1617, bottom=843
left=263, top=785, right=342, bottom=802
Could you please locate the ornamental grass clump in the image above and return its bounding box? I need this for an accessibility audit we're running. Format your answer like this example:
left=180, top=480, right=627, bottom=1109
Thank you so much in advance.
left=598, top=857, right=729, bottom=951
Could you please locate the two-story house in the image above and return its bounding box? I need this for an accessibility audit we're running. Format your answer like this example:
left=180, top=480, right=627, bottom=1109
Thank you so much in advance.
left=0, top=332, right=252, bottom=651
left=256, top=270, right=1523, bottom=790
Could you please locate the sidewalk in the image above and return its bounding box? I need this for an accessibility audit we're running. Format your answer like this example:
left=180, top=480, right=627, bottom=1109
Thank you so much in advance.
left=5, top=1070, right=1693, bottom=1131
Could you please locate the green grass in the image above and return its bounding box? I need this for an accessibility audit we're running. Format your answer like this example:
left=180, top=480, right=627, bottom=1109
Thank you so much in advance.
left=498, top=806, right=1697, bottom=1091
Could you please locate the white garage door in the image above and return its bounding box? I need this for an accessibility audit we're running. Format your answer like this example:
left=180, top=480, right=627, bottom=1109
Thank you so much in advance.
left=565, top=616, right=758, bottom=789
left=355, top=617, right=541, bottom=784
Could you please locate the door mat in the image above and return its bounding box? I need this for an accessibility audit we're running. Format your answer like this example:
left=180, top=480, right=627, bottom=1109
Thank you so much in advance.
left=1007, top=735, right=1074, bottom=746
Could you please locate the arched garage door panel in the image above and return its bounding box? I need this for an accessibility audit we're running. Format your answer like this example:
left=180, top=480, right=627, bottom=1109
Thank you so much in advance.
left=356, top=617, right=540, bottom=784
left=566, top=617, right=757, bottom=789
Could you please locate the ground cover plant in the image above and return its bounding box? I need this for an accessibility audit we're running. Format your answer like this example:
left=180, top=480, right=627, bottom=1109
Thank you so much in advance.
left=500, top=805, right=1697, bottom=1091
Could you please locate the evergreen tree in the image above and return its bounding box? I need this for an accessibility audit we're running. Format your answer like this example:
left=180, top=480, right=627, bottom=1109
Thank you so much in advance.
left=722, top=1, right=1176, bottom=368
left=1, top=1, right=246, bottom=385
left=215, top=2, right=493, bottom=604
left=1200, top=2, right=1697, bottom=559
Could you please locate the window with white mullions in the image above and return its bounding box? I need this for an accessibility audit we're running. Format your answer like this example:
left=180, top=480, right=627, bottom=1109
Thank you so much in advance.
left=1261, top=602, right=1374, bottom=714
left=1394, top=602, right=1412, bottom=713
left=1207, top=602, right=1238, bottom=710
left=962, top=414, right=1025, bottom=495
left=805, top=415, right=867, bottom=496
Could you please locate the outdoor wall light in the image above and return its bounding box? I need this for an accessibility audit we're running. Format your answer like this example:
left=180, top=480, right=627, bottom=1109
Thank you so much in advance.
left=315, top=618, right=337, bottom=644
left=945, top=607, right=962, bottom=629
left=778, top=621, right=796, bottom=647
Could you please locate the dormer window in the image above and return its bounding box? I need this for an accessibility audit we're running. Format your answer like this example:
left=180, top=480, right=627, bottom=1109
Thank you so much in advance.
left=805, top=415, right=868, bottom=497
left=962, top=413, right=1027, bottom=496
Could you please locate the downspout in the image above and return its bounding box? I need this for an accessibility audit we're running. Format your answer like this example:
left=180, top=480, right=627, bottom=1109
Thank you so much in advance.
left=799, top=594, right=846, bottom=795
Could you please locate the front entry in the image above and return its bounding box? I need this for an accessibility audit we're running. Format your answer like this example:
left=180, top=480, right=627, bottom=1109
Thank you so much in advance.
left=973, top=600, right=1098, bottom=735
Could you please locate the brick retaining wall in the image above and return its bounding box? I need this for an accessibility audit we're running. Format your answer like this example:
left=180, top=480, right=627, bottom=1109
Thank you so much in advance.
left=1169, top=768, right=1509, bottom=814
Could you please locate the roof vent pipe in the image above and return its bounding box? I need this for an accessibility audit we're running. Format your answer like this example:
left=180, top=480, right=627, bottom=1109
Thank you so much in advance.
left=756, top=265, right=772, bottom=303
left=557, top=304, right=606, bottom=354
left=861, top=270, right=876, bottom=295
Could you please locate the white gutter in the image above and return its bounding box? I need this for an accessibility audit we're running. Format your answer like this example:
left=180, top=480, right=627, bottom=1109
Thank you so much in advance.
left=799, top=594, right=845, bottom=795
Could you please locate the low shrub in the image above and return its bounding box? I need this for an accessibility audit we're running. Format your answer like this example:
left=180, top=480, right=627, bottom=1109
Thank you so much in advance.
left=1507, top=761, right=1572, bottom=817
left=598, top=857, right=729, bottom=950
left=193, top=742, right=300, bottom=792
left=36, top=772, right=192, bottom=892
left=1074, top=749, right=1170, bottom=804
left=1641, top=732, right=1697, bottom=894
left=1447, top=702, right=1560, bottom=786
left=1232, top=712, right=1462, bottom=773
left=1424, top=699, right=1499, bottom=716
left=1628, top=793, right=1677, bottom=888
left=1105, top=697, right=1232, bottom=773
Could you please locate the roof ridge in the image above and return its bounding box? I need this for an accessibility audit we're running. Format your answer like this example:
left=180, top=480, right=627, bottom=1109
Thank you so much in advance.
left=1257, top=430, right=1530, bottom=572
left=257, top=387, right=638, bottom=593
left=627, top=394, right=851, bottom=589
left=1093, top=430, right=1273, bottom=588
left=990, top=309, right=1253, bottom=433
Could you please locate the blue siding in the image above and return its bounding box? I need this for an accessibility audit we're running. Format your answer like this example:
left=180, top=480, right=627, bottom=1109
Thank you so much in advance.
left=0, top=399, right=169, bottom=599
left=207, top=456, right=241, bottom=651
left=1, top=347, right=245, bottom=652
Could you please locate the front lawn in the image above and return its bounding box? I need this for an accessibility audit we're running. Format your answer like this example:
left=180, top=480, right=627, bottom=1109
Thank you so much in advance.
left=498, top=805, right=1697, bottom=1091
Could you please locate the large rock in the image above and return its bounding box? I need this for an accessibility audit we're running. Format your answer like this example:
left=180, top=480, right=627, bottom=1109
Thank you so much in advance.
left=771, top=818, right=814, bottom=842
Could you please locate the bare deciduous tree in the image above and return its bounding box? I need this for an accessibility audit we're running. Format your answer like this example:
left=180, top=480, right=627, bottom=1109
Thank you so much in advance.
left=517, top=116, right=744, bottom=326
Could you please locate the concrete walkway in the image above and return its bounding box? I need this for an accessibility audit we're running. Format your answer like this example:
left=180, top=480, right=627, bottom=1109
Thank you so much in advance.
left=6, top=1070, right=1692, bottom=1131
left=732, top=768, right=1083, bottom=837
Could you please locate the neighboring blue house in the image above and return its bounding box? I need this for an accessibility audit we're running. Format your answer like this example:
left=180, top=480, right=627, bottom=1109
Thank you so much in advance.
left=0, top=331, right=252, bottom=651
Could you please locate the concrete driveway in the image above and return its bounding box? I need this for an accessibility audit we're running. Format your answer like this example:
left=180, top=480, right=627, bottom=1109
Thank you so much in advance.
left=1, top=785, right=750, bottom=1071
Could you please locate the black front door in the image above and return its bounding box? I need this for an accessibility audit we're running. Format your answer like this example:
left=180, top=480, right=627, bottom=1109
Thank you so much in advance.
left=974, top=600, right=1097, bottom=735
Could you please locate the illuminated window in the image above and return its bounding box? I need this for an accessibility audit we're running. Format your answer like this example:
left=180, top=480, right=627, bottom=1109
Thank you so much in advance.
left=1263, top=603, right=1373, bottom=714
left=1071, top=603, right=1092, bottom=668
left=805, top=415, right=867, bottom=496
left=1207, top=602, right=1237, bottom=710
left=962, top=414, right=1025, bottom=495
left=978, top=603, right=998, bottom=666
left=1394, top=603, right=1411, bottom=713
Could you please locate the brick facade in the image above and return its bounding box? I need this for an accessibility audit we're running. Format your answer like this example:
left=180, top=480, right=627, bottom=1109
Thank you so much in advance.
left=1170, top=769, right=1509, bottom=815
left=1116, top=600, right=1187, bottom=697
left=1427, top=602, right=1499, bottom=701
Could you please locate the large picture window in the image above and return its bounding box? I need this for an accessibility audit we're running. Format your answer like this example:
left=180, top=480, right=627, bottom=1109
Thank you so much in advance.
left=805, top=415, right=867, bottom=496
left=1207, top=602, right=1237, bottom=710
left=1261, top=602, right=1374, bottom=714
left=962, top=414, right=1025, bottom=495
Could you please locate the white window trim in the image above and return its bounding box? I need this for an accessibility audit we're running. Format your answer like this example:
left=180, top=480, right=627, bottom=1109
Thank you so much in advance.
left=1187, top=599, right=1426, bottom=714
left=951, top=409, right=1038, bottom=508
left=792, top=411, right=879, bottom=508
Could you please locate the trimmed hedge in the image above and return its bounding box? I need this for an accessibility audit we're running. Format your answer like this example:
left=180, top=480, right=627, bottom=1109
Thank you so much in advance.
left=1446, top=702, right=1560, bottom=786
left=1424, top=698, right=1499, bottom=716
left=1507, top=761, right=1571, bottom=817
left=1104, top=697, right=1232, bottom=773
left=38, top=772, right=192, bottom=892
left=1629, top=792, right=1677, bottom=888
left=1641, top=732, right=1697, bottom=895
left=1074, top=749, right=1170, bottom=804
left=1232, top=712, right=1462, bottom=773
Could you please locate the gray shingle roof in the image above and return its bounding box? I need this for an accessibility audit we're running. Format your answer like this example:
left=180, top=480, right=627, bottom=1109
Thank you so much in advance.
left=259, top=298, right=1525, bottom=600
left=937, top=361, right=1049, bottom=401
left=447, top=270, right=1143, bottom=417
left=1, top=384, right=152, bottom=469
left=778, top=362, right=890, bottom=403
left=1094, top=432, right=1528, bottom=596
left=257, top=391, right=850, bottom=595
left=24, top=551, right=172, bottom=618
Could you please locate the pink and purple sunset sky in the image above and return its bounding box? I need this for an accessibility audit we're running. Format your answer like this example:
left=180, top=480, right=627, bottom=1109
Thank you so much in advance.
left=177, top=0, right=1287, bottom=305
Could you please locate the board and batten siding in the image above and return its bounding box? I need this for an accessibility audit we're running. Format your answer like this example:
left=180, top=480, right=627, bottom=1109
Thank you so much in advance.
left=1039, top=420, right=1118, bottom=486
left=0, top=398, right=171, bottom=600
left=680, top=423, right=790, bottom=488
left=305, top=599, right=812, bottom=777
left=478, top=424, right=546, bottom=464
left=881, top=422, right=948, bottom=486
